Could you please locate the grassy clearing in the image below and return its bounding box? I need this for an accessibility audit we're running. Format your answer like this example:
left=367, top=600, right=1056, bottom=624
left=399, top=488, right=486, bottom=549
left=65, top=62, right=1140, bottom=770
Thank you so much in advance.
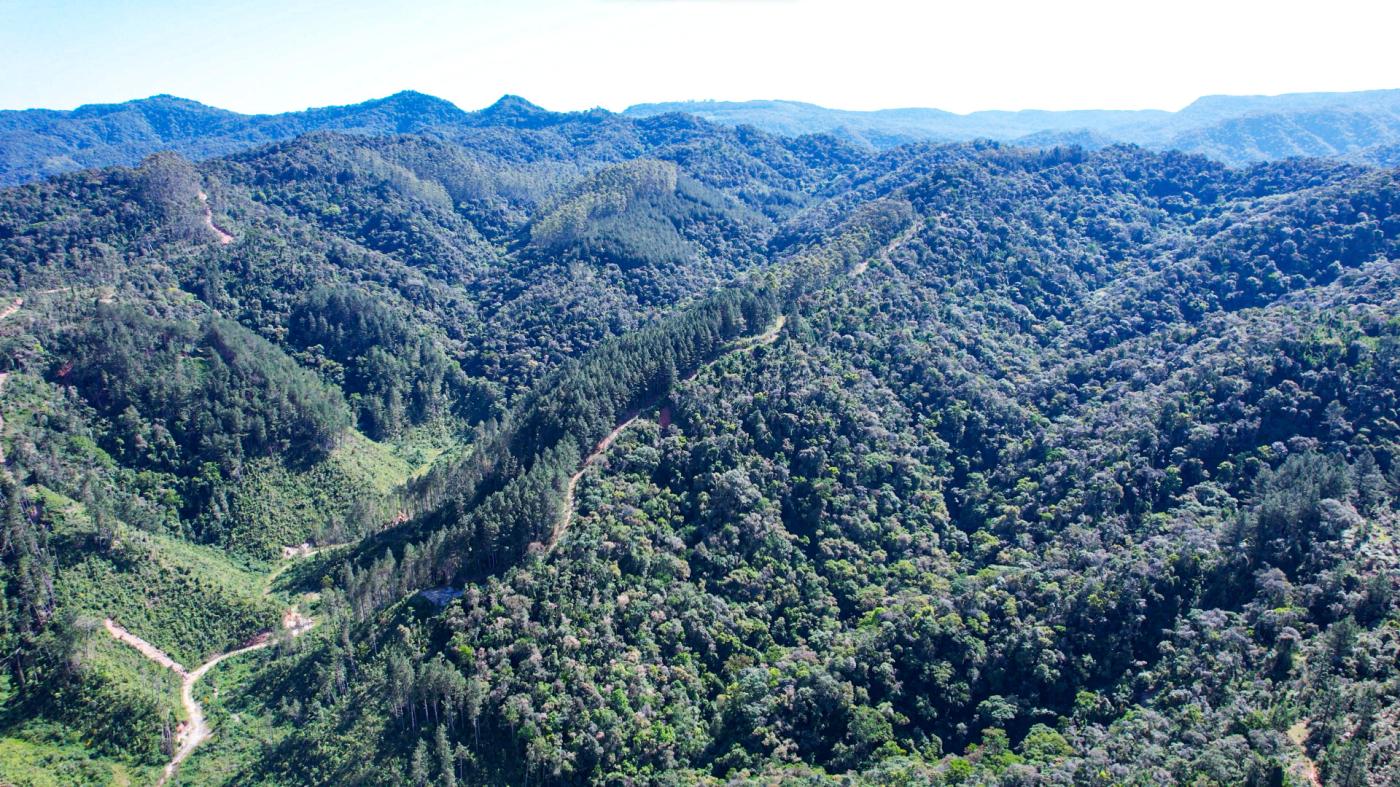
left=0, top=732, right=157, bottom=787
left=0, top=665, right=166, bottom=787
left=52, top=512, right=280, bottom=666
left=332, top=428, right=413, bottom=495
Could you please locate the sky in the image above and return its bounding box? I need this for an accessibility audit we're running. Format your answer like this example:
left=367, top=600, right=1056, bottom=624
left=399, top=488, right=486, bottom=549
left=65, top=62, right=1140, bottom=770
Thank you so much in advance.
left=2, top=0, right=1398, bottom=115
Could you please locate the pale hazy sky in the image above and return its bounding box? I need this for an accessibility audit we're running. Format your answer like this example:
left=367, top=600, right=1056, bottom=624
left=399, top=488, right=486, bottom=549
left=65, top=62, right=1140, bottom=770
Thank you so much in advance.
left=2, top=0, right=1397, bottom=114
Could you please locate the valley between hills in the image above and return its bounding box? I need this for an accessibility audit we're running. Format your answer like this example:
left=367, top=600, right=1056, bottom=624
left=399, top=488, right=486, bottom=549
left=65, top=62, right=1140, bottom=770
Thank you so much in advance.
left=0, top=87, right=1396, bottom=785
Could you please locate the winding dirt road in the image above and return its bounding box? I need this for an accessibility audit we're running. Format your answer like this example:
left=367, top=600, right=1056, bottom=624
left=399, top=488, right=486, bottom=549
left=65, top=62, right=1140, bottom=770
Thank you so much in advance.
left=103, top=619, right=188, bottom=677
left=729, top=314, right=786, bottom=352
left=544, top=314, right=788, bottom=554
left=103, top=606, right=313, bottom=785
left=161, top=634, right=273, bottom=785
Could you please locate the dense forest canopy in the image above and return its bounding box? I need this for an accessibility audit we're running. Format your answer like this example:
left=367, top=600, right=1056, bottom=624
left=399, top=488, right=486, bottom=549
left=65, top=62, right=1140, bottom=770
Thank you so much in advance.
left=0, top=95, right=1396, bottom=786
left=5, top=88, right=1400, bottom=187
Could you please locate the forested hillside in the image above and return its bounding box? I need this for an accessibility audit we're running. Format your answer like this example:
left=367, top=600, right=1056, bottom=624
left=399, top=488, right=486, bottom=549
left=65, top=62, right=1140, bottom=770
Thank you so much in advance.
left=6, top=88, right=1400, bottom=189
left=626, top=89, right=1400, bottom=164
left=0, top=99, right=1397, bottom=786
left=0, top=91, right=468, bottom=187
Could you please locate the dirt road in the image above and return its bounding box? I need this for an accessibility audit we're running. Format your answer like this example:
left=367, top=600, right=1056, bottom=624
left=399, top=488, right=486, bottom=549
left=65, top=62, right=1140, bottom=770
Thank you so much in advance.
left=161, top=635, right=273, bottom=785
left=197, top=191, right=234, bottom=245
left=103, top=619, right=189, bottom=677
left=546, top=413, right=640, bottom=552
left=545, top=313, right=788, bottom=554
left=103, top=608, right=314, bottom=785
left=851, top=220, right=921, bottom=276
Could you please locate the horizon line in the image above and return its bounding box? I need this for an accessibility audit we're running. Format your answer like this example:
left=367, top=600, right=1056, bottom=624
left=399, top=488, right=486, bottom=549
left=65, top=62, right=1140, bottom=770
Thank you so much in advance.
left=5, top=85, right=1399, bottom=119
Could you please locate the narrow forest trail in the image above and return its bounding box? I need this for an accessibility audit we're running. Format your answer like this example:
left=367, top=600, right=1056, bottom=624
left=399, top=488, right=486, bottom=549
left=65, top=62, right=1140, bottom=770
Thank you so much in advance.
left=731, top=313, right=786, bottom=351
left=0, top=371, right=9, bottom=465
left=197, top=191, right=234, bottom=245
left=852, top=220, right=921, bottom=276
left=0, top=297, right=17, bottom=466
left=545, top=413, right=641, bottom=552
left=676, top=314, right=787, bottom=385
left=0, top=288, right=91, bottom=323
left=544, top=313, right=788, bottom=554
left=1286, top=718, right=1323, bottom=787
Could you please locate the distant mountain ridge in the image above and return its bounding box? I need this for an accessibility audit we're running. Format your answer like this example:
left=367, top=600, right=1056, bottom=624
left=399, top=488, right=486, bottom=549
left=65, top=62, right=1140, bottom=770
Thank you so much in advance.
left=3, top=88, right=1399, bottom=186
left=625, top=89, right=1400, bottom=163
left=0, top=91, right=482, bottom=186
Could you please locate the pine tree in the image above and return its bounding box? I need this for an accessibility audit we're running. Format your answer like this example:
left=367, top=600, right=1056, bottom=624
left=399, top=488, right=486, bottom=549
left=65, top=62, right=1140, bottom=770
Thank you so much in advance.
left=435, top=724, right=455, bottom=787
left=410, top=737, right=430, bottom=787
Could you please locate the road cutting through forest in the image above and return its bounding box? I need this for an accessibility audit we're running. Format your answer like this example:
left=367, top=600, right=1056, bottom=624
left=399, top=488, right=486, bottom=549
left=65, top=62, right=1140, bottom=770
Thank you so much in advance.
left=851, top=219, right=921, bottom=276
left=545, top=313, right=788, bottom=554
left=198, top=190, right=234, bottom=245
left=105, top=217, right=901, bottom=778
left=103, top=561, right=316, bottom=785
left=545, top=412, right=642, bottom=552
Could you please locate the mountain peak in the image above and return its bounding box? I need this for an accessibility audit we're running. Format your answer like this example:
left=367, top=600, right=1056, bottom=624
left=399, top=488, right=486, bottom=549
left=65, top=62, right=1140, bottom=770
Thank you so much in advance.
left=374, top=90, right=459, bottom=110
left=59, top=94, right=233, bottom=120
left=485, top=94, right=545, bottom=113
left=470, top=94, right=555, bottom=128
left=358, top=90, right=466, bottom=122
